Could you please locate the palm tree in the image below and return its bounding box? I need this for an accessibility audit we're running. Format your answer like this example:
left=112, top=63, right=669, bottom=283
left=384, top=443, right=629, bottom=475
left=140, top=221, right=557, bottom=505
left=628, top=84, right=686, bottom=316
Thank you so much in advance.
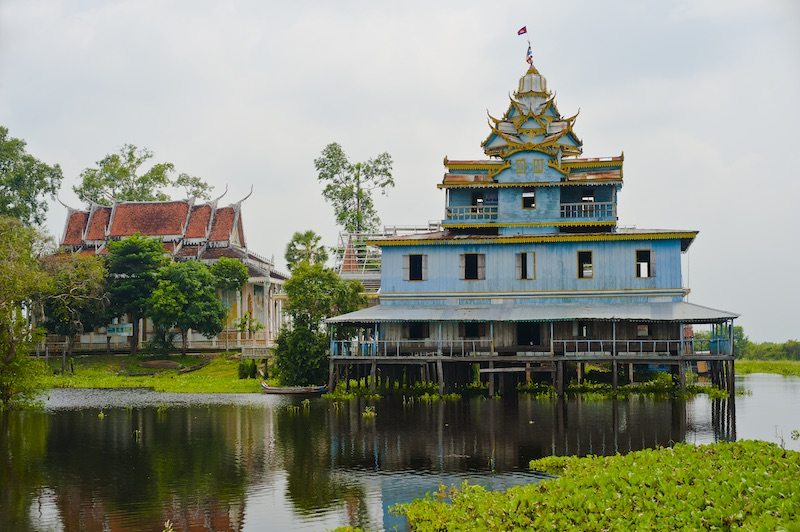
left=285, top=230, right=328, bottom=271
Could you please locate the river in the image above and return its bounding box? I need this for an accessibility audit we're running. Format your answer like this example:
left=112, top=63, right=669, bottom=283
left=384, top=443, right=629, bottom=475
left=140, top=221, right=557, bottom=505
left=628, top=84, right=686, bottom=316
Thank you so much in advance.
left=1, top=373, right=798, bottom=531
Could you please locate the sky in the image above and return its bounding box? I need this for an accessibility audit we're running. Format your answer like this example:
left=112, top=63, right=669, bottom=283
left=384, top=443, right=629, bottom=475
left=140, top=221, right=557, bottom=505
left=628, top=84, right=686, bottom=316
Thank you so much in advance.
left=1, top=0, right=798, bottom=342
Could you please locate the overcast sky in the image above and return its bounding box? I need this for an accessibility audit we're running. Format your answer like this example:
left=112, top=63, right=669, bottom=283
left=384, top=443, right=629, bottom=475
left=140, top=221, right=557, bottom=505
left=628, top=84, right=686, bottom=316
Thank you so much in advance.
left=1, top=0, right=798, bottom=341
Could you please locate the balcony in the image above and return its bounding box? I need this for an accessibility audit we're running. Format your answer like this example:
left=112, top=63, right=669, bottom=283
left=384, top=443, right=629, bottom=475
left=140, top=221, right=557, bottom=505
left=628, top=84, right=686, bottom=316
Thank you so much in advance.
left=560, top=201, right=615, bottom=219
left=445, top=205, right=498, bottom=222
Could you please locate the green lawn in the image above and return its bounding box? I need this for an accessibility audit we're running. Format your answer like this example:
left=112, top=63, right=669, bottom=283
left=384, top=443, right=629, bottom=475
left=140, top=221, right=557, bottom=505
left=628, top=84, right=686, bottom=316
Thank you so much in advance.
left=735, top=359, right=800, bottom=377
left=41, top=355, right=263, bottom=393
left=396, top=441, right=800, bottom=530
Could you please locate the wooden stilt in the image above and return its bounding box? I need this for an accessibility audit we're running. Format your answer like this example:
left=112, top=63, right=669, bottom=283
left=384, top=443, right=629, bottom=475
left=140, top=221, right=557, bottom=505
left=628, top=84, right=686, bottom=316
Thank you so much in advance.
left=612, top=360, right=618, bottom=390
left=328, top=359, right=336, bottom=391
left=628, top=363, right=634, bottom=384
left=728, top=359, right=736, bottom=398
left=678, top=360, right=686, bottom=390
left=577, top=362, right=583, bottom=384
left=436, top=359, right=445, bottom=395
left=370, top=360, right=377, bottom=393
left=488, top=361, right=495, bottom=396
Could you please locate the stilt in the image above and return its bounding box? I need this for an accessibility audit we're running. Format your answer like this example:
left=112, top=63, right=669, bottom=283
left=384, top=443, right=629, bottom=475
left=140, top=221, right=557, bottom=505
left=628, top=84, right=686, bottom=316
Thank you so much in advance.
left=370, top=360, right=377, bottom=393
left=556, top=360, right=565, bottom=396
left=678, top=360, right=686, bottom=390
left=628, top=363, right=634, bottom=384
left=577, top=362, right=583, bottom=384
left=612, top=360, right=618, bottom=390
left=328, top=359, right=336, bottom=391
left=727, top=359, right=735, bottom=398
left=488, top=361, right=495, bottom=396
left=436, top=359, right=445, bottom=395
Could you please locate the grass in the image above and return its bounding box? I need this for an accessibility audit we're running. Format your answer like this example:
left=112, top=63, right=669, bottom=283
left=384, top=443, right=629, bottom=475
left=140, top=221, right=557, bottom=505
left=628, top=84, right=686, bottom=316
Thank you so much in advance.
left=736, top=359, right=800, bottom=377
left=395, top=440, right=800, bottom=530
left=41, top=355, right=263, bottom=393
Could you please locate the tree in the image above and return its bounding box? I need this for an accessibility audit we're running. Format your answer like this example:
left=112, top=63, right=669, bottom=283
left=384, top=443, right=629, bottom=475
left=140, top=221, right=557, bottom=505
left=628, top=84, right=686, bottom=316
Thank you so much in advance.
left=274, top=262, right=365, bottom=385
left=0, top=126, right=63, bottom=226
left=210, top=256, right=249, bottom=292
left=73, top=144, right=212, bottom=205
left=0, top=216, right=52, bottom=410
left=105, top=234, right=167, bottom=354
left=314, top=142, right=394, bottom=232
left=285, top=230, right=328, bottom=271
left=41, top=254, right=108, bottom=368
left=148, top=261, right=227, bottom=355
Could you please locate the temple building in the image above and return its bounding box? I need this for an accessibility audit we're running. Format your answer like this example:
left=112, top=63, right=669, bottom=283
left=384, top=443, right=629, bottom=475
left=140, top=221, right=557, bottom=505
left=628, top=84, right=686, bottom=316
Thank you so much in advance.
left=327, top=59, right=738, bottom=394
left=58, top=193, right=287, bottom=351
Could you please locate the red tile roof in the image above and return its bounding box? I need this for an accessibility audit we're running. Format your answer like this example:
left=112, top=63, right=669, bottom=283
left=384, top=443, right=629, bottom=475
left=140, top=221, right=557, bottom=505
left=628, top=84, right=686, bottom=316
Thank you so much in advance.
left=185, top=204, right=211, bottom=239
left=209, top=206, right=235, bottom=242
left=85, top=207, right=111, bottom=241
left=175, top=245, right=200, bottom=258
left=201, top=246, right=246, bottom=259
left=63, top=211, right=89, bottom=246
left=109, top=201, right=190, bottom=237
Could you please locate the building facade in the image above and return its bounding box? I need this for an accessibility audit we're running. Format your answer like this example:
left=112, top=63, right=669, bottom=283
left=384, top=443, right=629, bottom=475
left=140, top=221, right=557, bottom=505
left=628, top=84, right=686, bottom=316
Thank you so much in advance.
left=58, top=194, right=287, bottom=351
left=328, top=61, right=737, bottom=393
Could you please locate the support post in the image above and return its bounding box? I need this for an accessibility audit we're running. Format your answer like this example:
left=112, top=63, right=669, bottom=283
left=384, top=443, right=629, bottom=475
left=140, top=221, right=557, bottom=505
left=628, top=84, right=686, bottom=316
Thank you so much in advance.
left=577, top=362, right=583, bottom=384
left=678, top=360, right=686, bottom=389
left=328, top=360, right=336, bottom=392
left=628, top=363, right=634, bottom=384
left=437, top=322, right=443, bottom=356
left=436, top=358, right=445, bottom=395
left=370, top=360, right=377, bottom=393
left=549, top=322, right=555, bottom=355
left=488, top=361, right=495, bottom=396
left=490, top=321, right=495, bottom=355
left=556, top=361, right=565, bottom=396
left=612, top=360, right=618, bottom=390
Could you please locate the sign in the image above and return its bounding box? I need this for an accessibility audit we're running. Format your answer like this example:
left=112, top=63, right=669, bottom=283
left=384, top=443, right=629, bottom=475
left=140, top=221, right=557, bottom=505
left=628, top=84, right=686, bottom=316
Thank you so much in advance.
left=106, top=323, right=133, bottom=336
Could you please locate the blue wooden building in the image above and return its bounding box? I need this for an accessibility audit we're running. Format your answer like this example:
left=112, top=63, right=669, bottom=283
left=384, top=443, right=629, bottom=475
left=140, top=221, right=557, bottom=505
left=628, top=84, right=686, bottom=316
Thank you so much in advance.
left=327, top=61, right=737, bottom=395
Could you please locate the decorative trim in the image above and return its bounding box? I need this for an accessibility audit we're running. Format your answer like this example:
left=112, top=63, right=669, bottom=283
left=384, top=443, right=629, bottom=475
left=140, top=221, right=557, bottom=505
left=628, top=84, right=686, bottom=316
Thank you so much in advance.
left=440, top=221, right=617, bottom=229
left=369, top=231, right=698, bottom=247
left=380, top=287, right=690, bottom=299
left=437, top=179, right=623, bottom=190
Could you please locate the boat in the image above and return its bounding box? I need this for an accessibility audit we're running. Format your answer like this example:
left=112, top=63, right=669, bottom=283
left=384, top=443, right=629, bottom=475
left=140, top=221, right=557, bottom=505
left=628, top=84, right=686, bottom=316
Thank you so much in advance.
left=260, top=381, right=327, bottom=395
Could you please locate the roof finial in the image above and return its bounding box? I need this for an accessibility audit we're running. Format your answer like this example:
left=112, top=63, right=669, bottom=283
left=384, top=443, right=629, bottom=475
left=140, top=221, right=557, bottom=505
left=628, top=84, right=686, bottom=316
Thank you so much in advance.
left=56, top=194, right=77, bottom=212
left=236, top=185, right=253, bottom=204
left=212, top=184, right=229, bottom=204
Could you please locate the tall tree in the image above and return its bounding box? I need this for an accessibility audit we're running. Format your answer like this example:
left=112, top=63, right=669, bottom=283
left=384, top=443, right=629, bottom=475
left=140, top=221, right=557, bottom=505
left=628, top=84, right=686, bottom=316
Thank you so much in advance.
left=314, top=142, right=394, bottom=233
left=105, top=234, right=167, bottom=354
left=285, top=230, right=328, bottom=271
left=73, top=144, right=213, bottom=205
left=274, top=262, right=365, bottom=385
left=41, top=254, right=108, bottom=365
left=0, top=126, right=63, bottom=226
left=210, top=257, right=249, bottom=292
left=0, top=216, right=52, bottom=410
left=148, top=261, right=227, bottom=355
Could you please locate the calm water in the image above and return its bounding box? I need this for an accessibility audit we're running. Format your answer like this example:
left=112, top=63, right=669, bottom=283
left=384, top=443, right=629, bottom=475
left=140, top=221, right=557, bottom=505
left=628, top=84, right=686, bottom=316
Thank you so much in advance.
left=1, top=373, right=798, bottom=531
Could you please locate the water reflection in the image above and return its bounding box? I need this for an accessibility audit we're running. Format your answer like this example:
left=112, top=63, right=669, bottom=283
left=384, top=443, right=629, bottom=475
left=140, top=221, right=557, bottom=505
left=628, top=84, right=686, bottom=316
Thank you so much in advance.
left=0, top=374, right=794, bottom=531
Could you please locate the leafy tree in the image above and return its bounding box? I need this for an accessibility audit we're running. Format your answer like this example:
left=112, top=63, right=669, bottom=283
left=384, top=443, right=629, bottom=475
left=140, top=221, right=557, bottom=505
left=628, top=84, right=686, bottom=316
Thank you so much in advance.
left=41, top=254, right=108, bottom=368
left=0, top=216, right=52, bottom=410
left=210, top=256, right=249, bottom=292
left=149, top=261, right=227, bottom=355
left=314, top=142, right=394, bottom=232
left=73, top=144, right=212, bottom=205
left=285, top=230, right=328, bottom=271
left=274, top=262, right=365, bottom=385
left=0, top=126, right=63, bottom=226
left=105, top=234, right=167, bottom=354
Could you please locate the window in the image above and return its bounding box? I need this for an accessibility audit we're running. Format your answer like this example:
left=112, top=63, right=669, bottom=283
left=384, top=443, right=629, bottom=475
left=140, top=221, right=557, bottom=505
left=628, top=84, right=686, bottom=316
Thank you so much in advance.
left=572, top=321, right=590, bottom=338
left=577, top=251, right=593, bottom=279
left=461, top=322, right=486, bottom=339
left=407, top=323, right=430, bottom=340
left=532, top=159, right=544, bottom=173
left=636, top=324, right=650, bottom=337
left=515, top=159, right=526, bottom=174
left=471, top=191, right=484, bottom=206
left=516, top=252, right=536, bottom=280
left=461, top=253, right=485, bottom=280
left=522, top=188, right=536, bottom=209
left=581, top=189, right=595, bottom=202
left=404, top=254, right=427, bottom=281
left=636, top=250, right=653, bottom=278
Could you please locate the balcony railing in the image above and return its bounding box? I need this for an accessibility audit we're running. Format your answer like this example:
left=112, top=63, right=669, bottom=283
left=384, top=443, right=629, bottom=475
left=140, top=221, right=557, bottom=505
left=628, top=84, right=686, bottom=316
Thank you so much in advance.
left=445, top=205, right=498, bottom=221
left=560, top=202, right=615, bottom=219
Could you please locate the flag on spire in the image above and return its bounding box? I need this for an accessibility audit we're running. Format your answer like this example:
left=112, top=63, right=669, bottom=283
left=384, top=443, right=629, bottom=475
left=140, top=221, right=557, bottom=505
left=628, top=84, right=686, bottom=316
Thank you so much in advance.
left=526, top=43, right=533, bottom=64
left=517, top=26, right=527, bottom=36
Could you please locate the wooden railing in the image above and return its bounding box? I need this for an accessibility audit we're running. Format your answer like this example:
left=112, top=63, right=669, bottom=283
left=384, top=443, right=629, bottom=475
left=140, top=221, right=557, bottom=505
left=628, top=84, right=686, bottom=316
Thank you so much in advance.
left=560, top=202, right=615, bottom=219
left=445, top=205, right=498, bottom=221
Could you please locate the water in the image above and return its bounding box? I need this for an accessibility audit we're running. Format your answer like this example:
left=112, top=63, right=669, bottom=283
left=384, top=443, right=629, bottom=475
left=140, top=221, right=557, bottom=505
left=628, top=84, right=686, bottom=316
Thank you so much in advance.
left=1, top=373, right=798, bottom=531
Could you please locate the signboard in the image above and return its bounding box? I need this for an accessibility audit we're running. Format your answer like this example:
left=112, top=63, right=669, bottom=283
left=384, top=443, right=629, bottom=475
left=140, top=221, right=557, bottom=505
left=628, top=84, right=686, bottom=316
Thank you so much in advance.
left=106, top=323, right=133, bottom=336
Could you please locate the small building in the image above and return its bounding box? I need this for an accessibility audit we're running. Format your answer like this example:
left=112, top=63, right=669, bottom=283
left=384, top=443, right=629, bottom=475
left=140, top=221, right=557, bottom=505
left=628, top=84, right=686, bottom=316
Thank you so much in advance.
left=327, top=60, right=738, bottom=394
left=58, top=193, right=287, bottom=351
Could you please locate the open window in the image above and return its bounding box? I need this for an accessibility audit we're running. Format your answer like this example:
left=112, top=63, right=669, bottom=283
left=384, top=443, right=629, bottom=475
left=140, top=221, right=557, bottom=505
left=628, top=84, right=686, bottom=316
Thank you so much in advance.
left=636, top=250, right=653, bottom=278
left=572, top=321, right=590, bottom=338
left=516, top=323, right=541, bottom=346
left=461, top=253, right=486, bottom=280
left=522, top=188, right=536, bottom=209
left=471, top=191, right=484, bottom=207
left=581, top=188, right=595, bottom=202
left=404, top=254, right=427, bottom=281
left=407, top=322, right=430, bottom=340
left=516, top=251, right=536, bottom=280
left=460, top=322, right=486, bottom=339
left=636, top=324, right=650, bottom=337
left=577, top=251, right=593, bottom=279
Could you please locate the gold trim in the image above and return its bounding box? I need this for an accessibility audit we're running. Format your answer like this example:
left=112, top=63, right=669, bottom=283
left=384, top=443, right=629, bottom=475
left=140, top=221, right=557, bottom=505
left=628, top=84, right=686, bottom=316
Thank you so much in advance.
left=437, top=179, right=623, bottom=190
left=380, top=287, right=690, bottom=297
left=369, top=231, right=698, bottom=247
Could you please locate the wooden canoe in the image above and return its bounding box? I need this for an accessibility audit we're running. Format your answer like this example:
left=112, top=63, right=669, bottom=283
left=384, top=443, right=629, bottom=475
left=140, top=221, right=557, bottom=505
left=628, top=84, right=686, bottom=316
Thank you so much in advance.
left=260, top=381, right=327, bottom=395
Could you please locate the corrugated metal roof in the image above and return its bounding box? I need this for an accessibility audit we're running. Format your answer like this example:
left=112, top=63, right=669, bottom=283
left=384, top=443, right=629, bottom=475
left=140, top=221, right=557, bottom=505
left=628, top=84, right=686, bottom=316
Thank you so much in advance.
left=327, top=302, right=738, bottom=324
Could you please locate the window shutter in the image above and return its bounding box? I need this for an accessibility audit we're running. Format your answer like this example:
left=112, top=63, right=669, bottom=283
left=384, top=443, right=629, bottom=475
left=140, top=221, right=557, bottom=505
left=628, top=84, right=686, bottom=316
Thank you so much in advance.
left=515, top=253, right=522, bottom=279
left=477, top=254, right=486, bottom=280
left=526, top=252, right=534, bottom=280
left=402, top=254, right=410, bottom=280
left=650, top=250, right=656, bottom=278
left=459, top=254, right=465, bottom=280
left=422, top=254, right=428, bottom=281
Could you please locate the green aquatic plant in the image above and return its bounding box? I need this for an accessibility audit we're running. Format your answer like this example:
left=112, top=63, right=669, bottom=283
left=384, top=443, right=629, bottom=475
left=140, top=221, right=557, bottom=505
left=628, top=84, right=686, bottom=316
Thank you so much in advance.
left=97, top=411, right=105, bottom=420
left=361, top=406, right=376, bottom=418
left=301, top=398, right=311, bottom=409
left=395, top=441, right=800, bottom=530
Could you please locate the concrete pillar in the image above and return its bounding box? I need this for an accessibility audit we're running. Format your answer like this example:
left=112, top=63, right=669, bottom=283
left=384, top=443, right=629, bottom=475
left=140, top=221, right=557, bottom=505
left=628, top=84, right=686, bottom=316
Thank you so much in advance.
left=577, top=362, right=584, bottom=384
left=628, top=363, right=634, bottom=384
